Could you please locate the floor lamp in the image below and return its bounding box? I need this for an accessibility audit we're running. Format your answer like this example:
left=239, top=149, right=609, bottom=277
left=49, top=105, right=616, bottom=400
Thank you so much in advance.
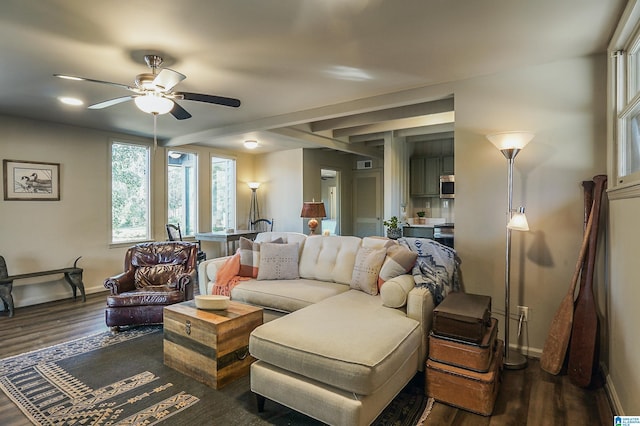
left=248, top=182, right=260, bottom=229
left=487, top=131, right=533, bottom=370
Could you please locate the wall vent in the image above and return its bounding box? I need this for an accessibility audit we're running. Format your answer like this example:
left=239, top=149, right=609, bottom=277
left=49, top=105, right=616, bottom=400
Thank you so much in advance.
left=356, top=160, right=373, bottom=169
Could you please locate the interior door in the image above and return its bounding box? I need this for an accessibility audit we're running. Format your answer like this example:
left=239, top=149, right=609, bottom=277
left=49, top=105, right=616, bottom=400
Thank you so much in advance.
left=353, top=170, right=382, bottom=237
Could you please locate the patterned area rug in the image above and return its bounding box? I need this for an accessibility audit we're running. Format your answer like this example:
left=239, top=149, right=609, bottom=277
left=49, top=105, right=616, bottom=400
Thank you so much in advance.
left=0, top=327, right=432, bottom=425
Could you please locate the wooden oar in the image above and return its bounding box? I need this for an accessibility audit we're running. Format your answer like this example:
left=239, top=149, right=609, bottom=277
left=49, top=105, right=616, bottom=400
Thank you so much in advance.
left=539, top=197, right=595, bottom=374
left=568, top=174, right=607, bottom=387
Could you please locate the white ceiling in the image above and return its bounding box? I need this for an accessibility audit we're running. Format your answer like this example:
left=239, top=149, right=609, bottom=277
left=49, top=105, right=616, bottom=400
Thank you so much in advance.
left=0, top=0, right=626, bottom=154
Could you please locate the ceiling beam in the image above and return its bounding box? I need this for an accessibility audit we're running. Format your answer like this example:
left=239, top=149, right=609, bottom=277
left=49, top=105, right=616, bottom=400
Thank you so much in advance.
left=333, top=111, right=455, bottom=138
left=269, top=127, right=383, bottom=159
left=165, top=85, right=455, bottom=146
left=310, top=97, right=454, bottom=133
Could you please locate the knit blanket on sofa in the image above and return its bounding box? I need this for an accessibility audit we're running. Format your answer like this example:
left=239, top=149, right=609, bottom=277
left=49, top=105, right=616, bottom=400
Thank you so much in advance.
left=398, top=237, right=460, bottom=305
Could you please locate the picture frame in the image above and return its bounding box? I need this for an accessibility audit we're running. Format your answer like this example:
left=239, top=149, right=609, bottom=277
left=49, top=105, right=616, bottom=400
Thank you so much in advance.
left=3, top=159, right=60, bottom=201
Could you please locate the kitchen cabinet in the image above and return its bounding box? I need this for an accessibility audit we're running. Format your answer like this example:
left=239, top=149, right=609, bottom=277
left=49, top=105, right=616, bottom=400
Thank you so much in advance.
left=442, top=155, right=454, bottom=175
left=410, top=155, right=449, bottom=197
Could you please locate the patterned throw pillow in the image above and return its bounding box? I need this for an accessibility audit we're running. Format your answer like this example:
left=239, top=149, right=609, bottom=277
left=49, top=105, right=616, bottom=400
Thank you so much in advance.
left=378, top=244, right=418, bottom=290
left=238, top=237, right=283, bottom=277
left=350, top=246, right=387, bottom=295
left=238, top=237, right=261, bottom=277
left=257, top=243, right=300, bottom=280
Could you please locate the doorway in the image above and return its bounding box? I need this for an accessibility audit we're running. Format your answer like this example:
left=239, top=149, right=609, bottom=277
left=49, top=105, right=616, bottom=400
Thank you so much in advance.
left=321, top=169, right=340, bottom=235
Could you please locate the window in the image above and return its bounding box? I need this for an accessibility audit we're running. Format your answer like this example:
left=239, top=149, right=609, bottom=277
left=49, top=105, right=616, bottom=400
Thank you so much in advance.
left=168, top=150, right=198, bottom=236
left=111, top=141, right=150, bottom=243
left=211, top=156, right=236, bottom=231
left=611, top=1, right=640, bottom=190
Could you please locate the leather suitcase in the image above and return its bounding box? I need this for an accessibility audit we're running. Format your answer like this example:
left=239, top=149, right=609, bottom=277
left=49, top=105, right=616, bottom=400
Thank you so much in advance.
left=432, top=292, right=491, bottom=343
left=428, top=317, right=498, bottom=372
left=425, top=339, right=503, bottom=416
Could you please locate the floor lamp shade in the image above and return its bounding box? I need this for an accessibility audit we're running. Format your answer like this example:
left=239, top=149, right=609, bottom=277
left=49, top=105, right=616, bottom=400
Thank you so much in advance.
left=487, top=131, right=533, bottom=370
left=300, top=201, right=326, bottom=235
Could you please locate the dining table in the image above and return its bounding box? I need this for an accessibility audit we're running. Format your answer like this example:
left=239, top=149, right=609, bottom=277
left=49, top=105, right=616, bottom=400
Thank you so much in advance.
left=195, top=230, right=259, bottom=256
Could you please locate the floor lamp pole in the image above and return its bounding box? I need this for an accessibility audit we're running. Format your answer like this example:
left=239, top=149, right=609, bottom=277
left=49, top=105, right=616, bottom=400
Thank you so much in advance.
left=249, top=187, right=259, bottom=229
left=502, top=148, right=528, bottom=370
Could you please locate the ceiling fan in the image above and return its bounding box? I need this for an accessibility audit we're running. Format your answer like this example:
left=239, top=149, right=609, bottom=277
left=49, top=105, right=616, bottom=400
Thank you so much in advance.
left=54, top=54, right=241, bottom=120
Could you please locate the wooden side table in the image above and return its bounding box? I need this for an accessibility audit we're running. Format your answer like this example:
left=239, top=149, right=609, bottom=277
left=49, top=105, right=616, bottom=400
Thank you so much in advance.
left=163, top=300, right=263, bottom=389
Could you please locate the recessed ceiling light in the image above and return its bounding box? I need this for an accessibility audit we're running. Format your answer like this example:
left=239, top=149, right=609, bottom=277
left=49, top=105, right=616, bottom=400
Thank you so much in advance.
left=244, top=140, right=259, bottom=149
left=58, top=97, right=84, bottom=106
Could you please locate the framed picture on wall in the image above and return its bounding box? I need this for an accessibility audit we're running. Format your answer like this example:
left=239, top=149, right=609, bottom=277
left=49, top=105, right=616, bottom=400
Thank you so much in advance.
left=3, top=159, right=60, bottom=201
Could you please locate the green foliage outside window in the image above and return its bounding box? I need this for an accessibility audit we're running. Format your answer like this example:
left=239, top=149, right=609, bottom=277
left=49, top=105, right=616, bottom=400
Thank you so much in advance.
left=111, top=142, right=150, bottom=242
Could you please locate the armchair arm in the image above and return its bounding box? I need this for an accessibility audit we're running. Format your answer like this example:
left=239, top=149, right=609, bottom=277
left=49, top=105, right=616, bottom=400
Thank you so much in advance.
left=174, top=273, right=194, bottom=300
left=104, top=270, right=136, bottom=295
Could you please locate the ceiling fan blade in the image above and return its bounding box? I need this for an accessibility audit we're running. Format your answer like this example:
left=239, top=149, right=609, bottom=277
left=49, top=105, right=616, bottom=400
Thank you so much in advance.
left=88, top=96, right=135, bottom=109
left=170, top=102, right=192, bottom=120
left=54, top=74, right=133, bottom=91
left=180, top=92, right=241, bottom=108
left=153, top=68, right=186, bottom=92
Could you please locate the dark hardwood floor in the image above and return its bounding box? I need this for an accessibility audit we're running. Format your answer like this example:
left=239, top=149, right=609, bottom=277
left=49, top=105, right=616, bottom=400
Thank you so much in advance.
left=0, top=293, right=614, bottom=425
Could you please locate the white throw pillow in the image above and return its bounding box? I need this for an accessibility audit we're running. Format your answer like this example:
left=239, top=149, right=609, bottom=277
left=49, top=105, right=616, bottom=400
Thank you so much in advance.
left=257, top=242, right=300, bottom=280
left=350, top=246, right=387, bottom=295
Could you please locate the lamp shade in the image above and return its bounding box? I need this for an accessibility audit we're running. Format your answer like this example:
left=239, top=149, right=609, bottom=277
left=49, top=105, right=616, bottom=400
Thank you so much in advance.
left=248, top=182, right=261, bottom=190
left=134, top=93, right=174, bottom=115
left=300, top=201, right=327, bottom=219
left=507, top=207, right=530, bottom=231
left=486, top=131, right=534, bottom=151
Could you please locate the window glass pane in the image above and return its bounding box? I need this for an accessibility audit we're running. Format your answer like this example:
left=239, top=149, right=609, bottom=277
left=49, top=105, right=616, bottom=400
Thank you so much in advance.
left=111, top=142, right=150, bottom=243
left=168, top=151, right=198, bottom=236
left=625, top=112, right=640, bottom=176
left=211, top=156, right=236, bottom=231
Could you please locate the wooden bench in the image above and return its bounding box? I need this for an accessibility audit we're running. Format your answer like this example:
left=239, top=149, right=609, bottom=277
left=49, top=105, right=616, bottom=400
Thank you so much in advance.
left=0, top=256, right=85, bottom=318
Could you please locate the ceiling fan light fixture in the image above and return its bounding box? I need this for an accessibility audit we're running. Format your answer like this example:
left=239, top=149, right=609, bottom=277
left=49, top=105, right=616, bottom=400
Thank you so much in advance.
left=244, top=140, right=259, bottom=149
left=134, top=93, right=173, bottom=115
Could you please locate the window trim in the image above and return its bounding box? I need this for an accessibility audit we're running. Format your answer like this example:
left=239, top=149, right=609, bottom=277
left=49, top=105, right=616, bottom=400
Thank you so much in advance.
left=109, top=139, right=152, bottom=247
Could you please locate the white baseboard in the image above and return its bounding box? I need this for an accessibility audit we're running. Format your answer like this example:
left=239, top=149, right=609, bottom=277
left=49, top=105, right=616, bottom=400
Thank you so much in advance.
left=601, top=363, right=624, bottom=416
left=1, top=283, right=105, bottom=312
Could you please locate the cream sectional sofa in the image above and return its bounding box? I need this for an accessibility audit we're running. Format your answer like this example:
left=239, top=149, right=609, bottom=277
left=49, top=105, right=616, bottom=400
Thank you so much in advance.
left=198, top=232, right=436, bottom=426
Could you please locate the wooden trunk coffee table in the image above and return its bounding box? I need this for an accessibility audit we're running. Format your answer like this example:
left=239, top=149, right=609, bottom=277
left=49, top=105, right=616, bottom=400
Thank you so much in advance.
left=163, top=300, right=263, bottom=389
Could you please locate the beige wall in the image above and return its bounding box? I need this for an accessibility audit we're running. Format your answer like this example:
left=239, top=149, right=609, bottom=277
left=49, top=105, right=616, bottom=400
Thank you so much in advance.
left=455, top=54, right=608, bottom=358
left=0, top=115, right=254, bottom=306
left=254, top=148, right=304, bottom=233
left=607, top=196, right=640, bottom=414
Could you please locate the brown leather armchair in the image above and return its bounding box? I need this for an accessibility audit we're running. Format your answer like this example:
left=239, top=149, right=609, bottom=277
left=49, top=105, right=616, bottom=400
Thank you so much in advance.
left=104, top=241, right=197, bottom=330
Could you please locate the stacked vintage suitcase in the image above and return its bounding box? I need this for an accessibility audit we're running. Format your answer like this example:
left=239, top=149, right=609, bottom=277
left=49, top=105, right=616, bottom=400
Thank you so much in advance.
left=425, top=292, right=503, bottom=416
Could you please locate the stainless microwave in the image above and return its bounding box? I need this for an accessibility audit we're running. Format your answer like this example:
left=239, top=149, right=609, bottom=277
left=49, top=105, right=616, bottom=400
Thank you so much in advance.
left=440, top=175, right=455, bottom=199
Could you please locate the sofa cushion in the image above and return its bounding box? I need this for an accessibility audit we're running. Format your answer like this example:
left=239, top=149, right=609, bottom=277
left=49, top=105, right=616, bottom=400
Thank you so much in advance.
left=257, top=242, right=300, bottom=280
left=130, top=243, right=190, bottom=266
left=238, top=237, right=261, bottom=278
left=299, top=235, right=362, bottom=285
left=378, top=244, right=418, bottom=289
left=106, top=287, right=184, bottom=307
left=134, top=264, right=186, bottom=288
left=231, top=278, right=349, bottom=313
left=380, top=274, right=416, bottom=308
left=350, top=246, right=387, bottom=295
left=249, top=290, right=421, bottom=395
left=239, top=237, right=284, bottom=278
